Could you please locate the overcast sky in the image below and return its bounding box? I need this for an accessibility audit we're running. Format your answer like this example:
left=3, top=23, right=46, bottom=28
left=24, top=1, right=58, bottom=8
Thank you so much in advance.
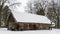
left=13, top=0, right=28, bottom=12
left=7, top=0, right=28, bottom=12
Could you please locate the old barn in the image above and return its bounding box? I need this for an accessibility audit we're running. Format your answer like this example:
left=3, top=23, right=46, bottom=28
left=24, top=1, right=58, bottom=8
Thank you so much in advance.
left=6, top=11, right=55, bottom=31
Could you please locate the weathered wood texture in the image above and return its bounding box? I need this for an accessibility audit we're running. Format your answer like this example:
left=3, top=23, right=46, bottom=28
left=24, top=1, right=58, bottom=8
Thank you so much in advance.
left=6, top=12, right=16, bottom=28
left=8, top=22, right=51, bottom=31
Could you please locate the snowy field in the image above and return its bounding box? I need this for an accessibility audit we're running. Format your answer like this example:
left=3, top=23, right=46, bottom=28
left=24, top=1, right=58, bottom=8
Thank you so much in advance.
left=0, top=28, right=60, bottom=34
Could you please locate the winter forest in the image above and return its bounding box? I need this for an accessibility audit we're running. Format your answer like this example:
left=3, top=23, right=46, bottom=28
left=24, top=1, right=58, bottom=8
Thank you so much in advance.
left=25, top=0, right=60, bottom=28
left=0, top=0, right=60, bottom=30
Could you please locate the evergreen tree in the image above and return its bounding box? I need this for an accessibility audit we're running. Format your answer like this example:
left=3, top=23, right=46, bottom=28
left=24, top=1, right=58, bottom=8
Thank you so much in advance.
left=36, top=8, right=45, bottom=15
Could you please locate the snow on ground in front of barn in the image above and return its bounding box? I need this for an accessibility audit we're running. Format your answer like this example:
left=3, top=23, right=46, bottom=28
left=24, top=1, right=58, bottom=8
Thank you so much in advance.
left=0, top=28, right=60, bottom=34
left=0, top=28, right=8, bottom=31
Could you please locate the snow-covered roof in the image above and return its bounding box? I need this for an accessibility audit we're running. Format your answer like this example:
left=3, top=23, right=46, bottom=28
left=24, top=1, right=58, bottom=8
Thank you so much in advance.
left=11, top=11, right=51, bottom=24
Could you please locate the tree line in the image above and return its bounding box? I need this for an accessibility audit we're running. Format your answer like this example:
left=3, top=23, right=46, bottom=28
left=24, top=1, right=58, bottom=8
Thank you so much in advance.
left=25, top=0, right=60, bottom=28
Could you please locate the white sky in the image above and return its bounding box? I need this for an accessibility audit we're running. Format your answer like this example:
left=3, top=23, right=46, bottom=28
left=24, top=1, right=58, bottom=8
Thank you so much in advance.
left=15, top=0, right=28, bottom=12
left=5, top=0, right=29, bottom=12
left=8, top=0, right=29, bottom=12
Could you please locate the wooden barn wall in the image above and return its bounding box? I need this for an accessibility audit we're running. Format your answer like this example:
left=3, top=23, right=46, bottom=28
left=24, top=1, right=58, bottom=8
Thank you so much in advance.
left=6, top=13, right=16, bottom=28
left=8, top=22, right=51, bottom=31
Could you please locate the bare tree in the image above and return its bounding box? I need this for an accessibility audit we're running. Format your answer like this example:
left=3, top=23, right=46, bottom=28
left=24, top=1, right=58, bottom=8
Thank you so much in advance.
left=47, top=0, right=60, bottom=28
left=0, top=0, right=20, bottom=27
left=25, top=0, right=33, bottom=13
left=34, top=0, right=48, bottom=15
left=26, top=0, right=48, bottom=15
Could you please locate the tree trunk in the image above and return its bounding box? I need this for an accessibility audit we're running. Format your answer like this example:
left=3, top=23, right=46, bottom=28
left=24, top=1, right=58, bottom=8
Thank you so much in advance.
left=56, top=8, right=60, bottom=28
left=0, top=11, right=1, bottom=27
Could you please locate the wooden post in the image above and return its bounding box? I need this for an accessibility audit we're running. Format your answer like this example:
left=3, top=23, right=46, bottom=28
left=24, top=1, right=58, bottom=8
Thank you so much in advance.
left=27, top=24, right=29, bottom=30
left=50, top=21, right=52, bottom=30
left=0, top=16, right=1, bottom=27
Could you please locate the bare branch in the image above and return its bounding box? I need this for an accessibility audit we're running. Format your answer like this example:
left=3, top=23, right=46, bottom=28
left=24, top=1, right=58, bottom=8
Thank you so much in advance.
left=8, top=3, right=21, bottom=7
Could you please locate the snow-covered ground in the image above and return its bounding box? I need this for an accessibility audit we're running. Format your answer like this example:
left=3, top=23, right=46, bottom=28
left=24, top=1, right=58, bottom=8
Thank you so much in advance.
left=0, top=28, right=60, bottom=34
left=0, top=28, right=7, bottom=31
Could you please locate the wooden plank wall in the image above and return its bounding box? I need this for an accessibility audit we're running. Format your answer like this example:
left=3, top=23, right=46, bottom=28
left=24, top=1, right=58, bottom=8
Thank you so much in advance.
left=8, top=22, right=51, bottom=31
